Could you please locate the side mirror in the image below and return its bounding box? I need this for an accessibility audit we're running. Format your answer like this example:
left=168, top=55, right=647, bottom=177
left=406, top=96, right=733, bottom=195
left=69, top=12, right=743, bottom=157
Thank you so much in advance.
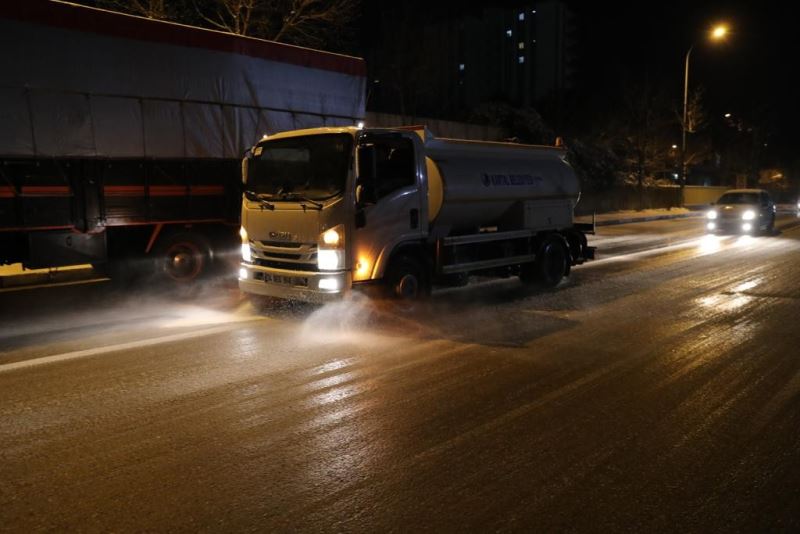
left=241, top=148, right=252, bottom=185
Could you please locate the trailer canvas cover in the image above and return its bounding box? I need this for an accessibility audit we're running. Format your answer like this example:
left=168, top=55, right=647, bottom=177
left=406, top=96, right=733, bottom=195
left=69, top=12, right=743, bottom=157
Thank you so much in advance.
left=0, top=0, right=366, bottom=159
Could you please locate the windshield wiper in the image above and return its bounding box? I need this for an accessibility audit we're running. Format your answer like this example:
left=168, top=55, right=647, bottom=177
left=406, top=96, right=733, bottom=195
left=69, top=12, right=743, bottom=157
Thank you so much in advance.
left=244, top=190, right=275, bottom=210
left=278, top=192, right=323, bottom=210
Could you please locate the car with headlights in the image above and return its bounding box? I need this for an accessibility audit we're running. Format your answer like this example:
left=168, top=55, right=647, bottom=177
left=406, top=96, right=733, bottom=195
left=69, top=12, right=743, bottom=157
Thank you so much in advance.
left=706, top=189, right=776, bottom=235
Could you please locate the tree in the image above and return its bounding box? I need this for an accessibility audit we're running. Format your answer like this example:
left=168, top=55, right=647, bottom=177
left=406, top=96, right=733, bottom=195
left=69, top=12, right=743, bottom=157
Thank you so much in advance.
left=612, top=81, right=676, bottom=188
left=194, top=0, right=360, bottom=50
left=71, top=0, right=360, bottom=52
left=678, top=86, right=713, bottom=183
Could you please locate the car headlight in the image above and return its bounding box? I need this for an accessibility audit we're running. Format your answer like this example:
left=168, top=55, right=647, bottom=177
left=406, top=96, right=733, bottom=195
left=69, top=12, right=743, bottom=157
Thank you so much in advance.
left=707, top=210, right=718, bottom=220
left=318, top=224, right=345, bottom=271
left=742, top=210, right=756, bottom=221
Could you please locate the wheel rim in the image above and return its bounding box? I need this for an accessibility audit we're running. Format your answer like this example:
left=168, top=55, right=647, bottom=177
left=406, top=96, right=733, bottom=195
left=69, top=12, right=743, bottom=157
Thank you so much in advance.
left=396, top=273, right=420, bottom=299
left=164, top=242, right=203, bottom=282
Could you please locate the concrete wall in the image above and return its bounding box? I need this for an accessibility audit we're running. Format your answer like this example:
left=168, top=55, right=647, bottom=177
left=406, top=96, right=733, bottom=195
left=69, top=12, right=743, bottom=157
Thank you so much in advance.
left=683, top=186, right=729, bottom=208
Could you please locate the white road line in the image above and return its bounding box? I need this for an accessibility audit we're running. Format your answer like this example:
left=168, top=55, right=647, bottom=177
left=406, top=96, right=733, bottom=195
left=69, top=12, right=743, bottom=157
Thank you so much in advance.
left=0, top=319, right=263, bottom=374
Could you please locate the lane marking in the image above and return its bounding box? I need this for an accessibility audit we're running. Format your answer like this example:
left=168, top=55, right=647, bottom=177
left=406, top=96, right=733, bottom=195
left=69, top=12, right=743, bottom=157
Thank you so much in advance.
left=0, top=318, right=263, bottom=374
left=0, top=277, right=109, bottom=293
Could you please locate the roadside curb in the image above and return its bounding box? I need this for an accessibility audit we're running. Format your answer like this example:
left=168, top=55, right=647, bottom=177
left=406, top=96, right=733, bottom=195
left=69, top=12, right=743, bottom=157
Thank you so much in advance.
left=575, top=211, right=702, bottom=227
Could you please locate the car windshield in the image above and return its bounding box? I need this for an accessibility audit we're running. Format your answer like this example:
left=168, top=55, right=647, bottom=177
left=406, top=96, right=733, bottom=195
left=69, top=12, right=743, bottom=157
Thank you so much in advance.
left=247, top=133, right=353, bottom=201
left=718, top=192, right=759, bottom=205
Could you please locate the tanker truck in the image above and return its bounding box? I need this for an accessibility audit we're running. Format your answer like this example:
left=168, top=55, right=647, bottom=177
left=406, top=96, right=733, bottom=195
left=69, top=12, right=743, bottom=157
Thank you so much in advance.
left=237, top=126, right=594, bottom=302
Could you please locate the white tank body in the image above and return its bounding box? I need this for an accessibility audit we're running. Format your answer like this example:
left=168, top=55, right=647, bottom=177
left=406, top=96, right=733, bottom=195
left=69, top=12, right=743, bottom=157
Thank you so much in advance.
left=424, top=137, right=580, bottom=233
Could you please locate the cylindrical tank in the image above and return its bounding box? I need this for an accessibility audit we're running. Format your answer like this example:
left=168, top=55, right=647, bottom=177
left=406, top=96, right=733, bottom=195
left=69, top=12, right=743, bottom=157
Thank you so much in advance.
left=424, top=137, right=579, bottom=232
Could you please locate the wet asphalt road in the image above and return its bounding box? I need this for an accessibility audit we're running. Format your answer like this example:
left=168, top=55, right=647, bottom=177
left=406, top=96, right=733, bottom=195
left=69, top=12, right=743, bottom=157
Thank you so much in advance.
left=2, top=216, right=800, bottom=532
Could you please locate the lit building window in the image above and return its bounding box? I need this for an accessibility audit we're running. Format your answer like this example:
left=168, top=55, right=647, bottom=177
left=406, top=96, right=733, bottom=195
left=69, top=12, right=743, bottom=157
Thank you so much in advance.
left=518, top=55, right=525, bottom=64
left=518, top=42, right=524, bottom=49
left=506, top=29, right=512, bottom=37
left=518, top=12, right=525, bottom=21
left=459, top=63, right=465, bottom=71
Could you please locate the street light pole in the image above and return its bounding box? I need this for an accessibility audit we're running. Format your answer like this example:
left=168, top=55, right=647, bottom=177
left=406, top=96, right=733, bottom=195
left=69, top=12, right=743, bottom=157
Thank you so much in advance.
left=679, top=23, right=729, bottom=199
left=681, top=45, right=693, bottom=191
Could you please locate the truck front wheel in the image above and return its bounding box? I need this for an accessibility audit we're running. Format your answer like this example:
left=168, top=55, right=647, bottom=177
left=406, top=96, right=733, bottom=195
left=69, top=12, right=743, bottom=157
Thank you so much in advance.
left=385, top=255, right=430, bottom=300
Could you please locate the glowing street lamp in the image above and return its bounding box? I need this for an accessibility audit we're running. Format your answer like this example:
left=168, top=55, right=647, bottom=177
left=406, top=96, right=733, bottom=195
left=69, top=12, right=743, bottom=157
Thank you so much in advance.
left=681, top=23, right=730, bottom=190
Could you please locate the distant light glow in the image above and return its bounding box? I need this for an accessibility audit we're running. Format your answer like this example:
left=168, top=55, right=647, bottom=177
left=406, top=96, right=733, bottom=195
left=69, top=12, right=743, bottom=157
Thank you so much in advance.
left=518, top=56, right=525, bottom=64
left=459, top=63, right=465, bottom=71
left=724, top=113, right=732, bottom=118
left=518, top=12, right=525, bottom=21
left=357, top=121, right=364, bottom=129
left=506, top=29, right=512, bottom=37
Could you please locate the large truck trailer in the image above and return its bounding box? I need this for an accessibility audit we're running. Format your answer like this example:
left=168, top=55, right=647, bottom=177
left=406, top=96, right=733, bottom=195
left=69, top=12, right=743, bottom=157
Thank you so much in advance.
left=238, top=126, right=594, bottom=303
left=0, top=1, right=365, bottom=283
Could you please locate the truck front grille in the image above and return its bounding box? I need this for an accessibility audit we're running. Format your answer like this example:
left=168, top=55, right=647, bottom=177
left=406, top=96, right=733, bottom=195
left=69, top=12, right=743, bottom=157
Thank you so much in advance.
left=251, top=240, right=318, bottom=272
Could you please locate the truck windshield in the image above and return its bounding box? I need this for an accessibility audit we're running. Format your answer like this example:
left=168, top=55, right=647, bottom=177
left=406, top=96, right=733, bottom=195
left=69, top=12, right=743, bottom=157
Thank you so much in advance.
left=248, top=133, right=352, bottom=201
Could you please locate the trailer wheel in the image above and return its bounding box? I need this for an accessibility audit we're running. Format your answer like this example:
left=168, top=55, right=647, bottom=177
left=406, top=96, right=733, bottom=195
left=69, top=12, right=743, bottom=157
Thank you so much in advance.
left=385, top=255, right=430, bottom=300
left=157, top=232, right=211, bottom=284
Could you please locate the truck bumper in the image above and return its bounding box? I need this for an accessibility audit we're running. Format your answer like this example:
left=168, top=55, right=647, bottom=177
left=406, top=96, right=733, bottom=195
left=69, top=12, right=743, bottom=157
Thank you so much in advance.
left=238, top=263, right=349, bottom=303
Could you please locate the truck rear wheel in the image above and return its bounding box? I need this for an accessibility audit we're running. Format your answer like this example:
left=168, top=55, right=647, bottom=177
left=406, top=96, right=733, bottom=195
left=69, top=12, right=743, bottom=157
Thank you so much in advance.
left=537, top=236, right=568, bottom=287
left=157, top=232, right=211, bottom=284
left=520, top=236, right=568, bottom=288
left=385, top=255, right=430, bottom=300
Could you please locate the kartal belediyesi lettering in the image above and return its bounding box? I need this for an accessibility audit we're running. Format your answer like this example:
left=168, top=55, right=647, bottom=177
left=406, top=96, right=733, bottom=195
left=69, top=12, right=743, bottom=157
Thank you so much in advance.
left=481, top=173, right=543, bottom=186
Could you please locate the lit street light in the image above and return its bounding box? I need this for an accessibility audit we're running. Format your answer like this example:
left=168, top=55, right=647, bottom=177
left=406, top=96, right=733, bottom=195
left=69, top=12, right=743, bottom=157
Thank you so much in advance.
left=681, top=23, right=729, bottom=192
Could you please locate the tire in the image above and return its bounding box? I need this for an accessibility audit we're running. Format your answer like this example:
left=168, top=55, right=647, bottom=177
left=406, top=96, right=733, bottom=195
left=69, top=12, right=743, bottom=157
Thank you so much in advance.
left=765, top=214, right=775, bottom=235
left=384, top=255, right=430, bottom=301
left=520, top=235, right=568, bottom=288
left=156, top=232, right=212, bottom=284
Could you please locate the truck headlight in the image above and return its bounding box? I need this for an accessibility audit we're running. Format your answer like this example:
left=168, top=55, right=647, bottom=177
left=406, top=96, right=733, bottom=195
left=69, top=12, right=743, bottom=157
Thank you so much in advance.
left=240, top=226, right=252, bottom=262
left=707, top=210, right=717, bottom=220
left=318, top=224, right=345, bottom=271
left=742, top=210, right=755, bottom=221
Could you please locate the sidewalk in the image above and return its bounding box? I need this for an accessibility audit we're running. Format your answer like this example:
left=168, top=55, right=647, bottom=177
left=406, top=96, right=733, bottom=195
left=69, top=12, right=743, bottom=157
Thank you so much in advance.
left=574, top=207, right=701, bottom=227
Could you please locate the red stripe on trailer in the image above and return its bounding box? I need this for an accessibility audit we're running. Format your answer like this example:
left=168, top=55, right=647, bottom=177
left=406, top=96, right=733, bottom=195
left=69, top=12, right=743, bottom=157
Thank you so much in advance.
left=21, top=186, right=71, bottom=196
left=103, top=185, right=146, bottom=197
left=0, top=186, right=16, bottom=198
left=189, top=185, right=226, bottom=195
left=150, top=186, right=188, bottom=197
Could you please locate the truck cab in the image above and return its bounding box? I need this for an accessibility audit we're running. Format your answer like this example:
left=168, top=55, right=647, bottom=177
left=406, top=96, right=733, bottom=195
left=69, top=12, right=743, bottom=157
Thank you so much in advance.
left=238, top=127, right=426, bottom=302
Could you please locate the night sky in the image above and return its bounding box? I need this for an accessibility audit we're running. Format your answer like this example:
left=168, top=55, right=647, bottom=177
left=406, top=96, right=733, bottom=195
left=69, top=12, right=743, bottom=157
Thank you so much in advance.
left=359, top=0, right=799, bottom=165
